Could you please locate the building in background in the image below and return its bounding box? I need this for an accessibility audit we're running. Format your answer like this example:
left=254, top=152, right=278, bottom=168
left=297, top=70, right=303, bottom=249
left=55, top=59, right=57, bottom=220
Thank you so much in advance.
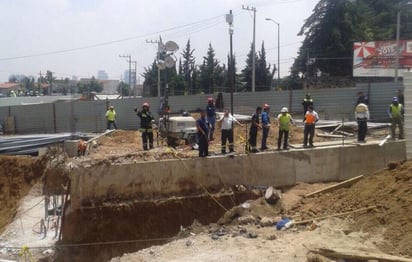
left=97, top=70, right=109, bottom=80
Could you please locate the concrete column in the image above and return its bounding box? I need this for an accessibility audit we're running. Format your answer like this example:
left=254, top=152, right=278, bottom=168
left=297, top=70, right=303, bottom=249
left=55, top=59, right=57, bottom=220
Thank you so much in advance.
left=403, top=72, right=412, bottom=159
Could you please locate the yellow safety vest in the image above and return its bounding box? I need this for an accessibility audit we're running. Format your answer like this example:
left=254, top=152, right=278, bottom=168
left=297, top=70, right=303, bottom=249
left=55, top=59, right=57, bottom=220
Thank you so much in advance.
left=106, top=110, right=116, bottom=121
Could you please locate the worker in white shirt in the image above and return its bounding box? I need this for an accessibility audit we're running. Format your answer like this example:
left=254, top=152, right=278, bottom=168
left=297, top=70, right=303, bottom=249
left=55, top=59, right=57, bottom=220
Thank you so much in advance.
left=218, top=109, right=243, bottom=154
left=355, top=103, right=370, bottom=143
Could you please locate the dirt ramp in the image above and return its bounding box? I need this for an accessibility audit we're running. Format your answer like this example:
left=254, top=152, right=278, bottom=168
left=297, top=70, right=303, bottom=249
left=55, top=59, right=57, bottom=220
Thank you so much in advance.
left=0, top=155, right=47, bottom=233
left=293, top=160, right=412, bottom=257
left=55, top=191, right=260, bottom=262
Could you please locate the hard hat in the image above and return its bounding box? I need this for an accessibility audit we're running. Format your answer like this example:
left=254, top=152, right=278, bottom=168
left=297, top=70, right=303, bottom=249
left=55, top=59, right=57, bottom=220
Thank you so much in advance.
left=392, top=96, right=398, bottom=102
left=263, top=103, right=270, bottom=109
left=281, top=107, right=288, bottom=113
left=208, top=97, right=213, bottom=102
left=109, top=105, right=114, bottom=109
left=143, top=102, right=150, bottom=108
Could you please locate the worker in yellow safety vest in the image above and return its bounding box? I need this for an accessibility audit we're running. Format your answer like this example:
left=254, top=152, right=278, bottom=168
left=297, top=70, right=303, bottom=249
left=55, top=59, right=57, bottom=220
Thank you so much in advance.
left=388, top=97, right=404, bottom=140
left=276, top=107, right=295, bottom=150
left=105, top=105, right=117, bottom=130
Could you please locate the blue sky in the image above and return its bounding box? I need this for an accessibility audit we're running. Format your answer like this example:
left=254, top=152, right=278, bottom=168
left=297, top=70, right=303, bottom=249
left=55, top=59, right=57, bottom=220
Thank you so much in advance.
left=0, top=0, right=319, bottom=82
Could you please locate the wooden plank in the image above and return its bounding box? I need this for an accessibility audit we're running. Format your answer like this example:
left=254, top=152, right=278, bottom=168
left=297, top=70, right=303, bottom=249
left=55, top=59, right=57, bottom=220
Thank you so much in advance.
left=311, top=247, right=412, bottom=262
left=330, top=124, right=342, bottom=134
left=305, top=175, right=364, bottom=198
left=294, top=206, right=376, bottom=225
left=317, top=133, right=345, bottom=138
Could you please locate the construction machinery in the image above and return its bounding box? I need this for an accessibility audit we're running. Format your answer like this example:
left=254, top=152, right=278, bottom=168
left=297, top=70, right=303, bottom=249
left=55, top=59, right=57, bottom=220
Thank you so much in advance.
left=156, top=114, right=197, bottom=147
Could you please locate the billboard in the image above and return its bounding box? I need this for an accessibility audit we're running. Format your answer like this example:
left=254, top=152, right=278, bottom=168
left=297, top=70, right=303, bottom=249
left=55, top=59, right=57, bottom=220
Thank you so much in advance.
left=353, top=40, right=412, bottom=77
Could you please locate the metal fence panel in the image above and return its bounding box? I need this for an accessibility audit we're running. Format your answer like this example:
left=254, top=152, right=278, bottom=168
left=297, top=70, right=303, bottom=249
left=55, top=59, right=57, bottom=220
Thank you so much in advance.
left=0, top=82, right=406, bottom=134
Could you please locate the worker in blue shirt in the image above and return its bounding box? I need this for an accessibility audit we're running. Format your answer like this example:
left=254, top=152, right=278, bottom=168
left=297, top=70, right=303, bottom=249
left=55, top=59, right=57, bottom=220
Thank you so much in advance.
left=196, top=109, right=210, bottom=157
left=261, top=104, right=271, bottom=150
left=206, top=97, right=216, bottom=140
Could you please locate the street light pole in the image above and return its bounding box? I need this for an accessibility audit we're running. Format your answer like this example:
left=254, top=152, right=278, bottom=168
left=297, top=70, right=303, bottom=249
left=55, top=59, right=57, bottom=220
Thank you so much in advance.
left=226, top=10, right=234, bottom=116
left=395, top=10, right=401, bottom=82
left=265, top=18, right=280, bottom=90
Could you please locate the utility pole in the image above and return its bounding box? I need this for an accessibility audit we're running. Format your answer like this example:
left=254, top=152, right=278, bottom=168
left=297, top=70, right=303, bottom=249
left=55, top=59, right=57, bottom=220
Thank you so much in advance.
left=146, top=39, right=161, bottom=97
left=242, top=5, right=256, bottom=92
left=119, top=54, right=132, bottom=98
left=132, top=60, right=137, bottom=97
left=38, top=71, right=42, bottom=95
left=395, top=10, right=401, bottom=82
left=226, top=10, right=234, bottom=116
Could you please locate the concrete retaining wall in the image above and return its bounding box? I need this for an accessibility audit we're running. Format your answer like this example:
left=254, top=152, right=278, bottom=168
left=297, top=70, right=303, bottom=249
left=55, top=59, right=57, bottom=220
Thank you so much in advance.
left=69, top=141, right=406, bottom=210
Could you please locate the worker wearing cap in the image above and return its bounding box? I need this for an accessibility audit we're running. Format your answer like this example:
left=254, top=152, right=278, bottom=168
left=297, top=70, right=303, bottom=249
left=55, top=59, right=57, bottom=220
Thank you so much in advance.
left=302, top=93, right=314, bottom=118
left=218, top=109, right=243, bottom=154
left=261, top=104, right=271, bottom=150
left=276, top=107, right=294, bottom=150
left=388, top=96, right=404, bottom=140
left=303, top=105, right=319, bottom=148
left=105, top=105, right=117, bottom=130
left=196, top=109, right=210, bottom=157
left=248, top=106, right=262, bottom=153
left=134, top=102, right=154, bottom=150
left=206, top=97, right=216, bottom=140
left=355, top=103, right=370, bottom=143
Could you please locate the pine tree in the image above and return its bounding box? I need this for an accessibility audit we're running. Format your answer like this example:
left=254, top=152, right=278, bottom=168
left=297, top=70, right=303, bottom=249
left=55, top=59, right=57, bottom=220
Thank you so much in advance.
left=182, top=39, right=196, bottom=95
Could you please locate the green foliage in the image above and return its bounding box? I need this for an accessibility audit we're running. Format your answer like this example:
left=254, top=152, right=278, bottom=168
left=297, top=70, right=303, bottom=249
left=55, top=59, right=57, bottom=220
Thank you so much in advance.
left=241, top=42, right=271, bottom=91
left=117, top=81, right=130, bottom=96
left=76, top=77, right=103, bottom=94
left=292, top=0, right=412, bottom=84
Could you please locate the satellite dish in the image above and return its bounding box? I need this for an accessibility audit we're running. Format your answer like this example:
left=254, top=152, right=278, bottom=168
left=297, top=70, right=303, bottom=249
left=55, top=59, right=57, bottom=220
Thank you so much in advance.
left=165, top=41, right=179, bottom=52
left=157, top=60, right=166, bottom=70
left=164, top=56, right=176, bottom=68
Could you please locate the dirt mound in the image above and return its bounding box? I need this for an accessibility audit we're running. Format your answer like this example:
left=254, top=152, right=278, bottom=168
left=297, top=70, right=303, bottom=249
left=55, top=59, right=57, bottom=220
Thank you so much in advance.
left=292, top=160, right=412, bottom=257
left=0, top=155, right=47, bottom=233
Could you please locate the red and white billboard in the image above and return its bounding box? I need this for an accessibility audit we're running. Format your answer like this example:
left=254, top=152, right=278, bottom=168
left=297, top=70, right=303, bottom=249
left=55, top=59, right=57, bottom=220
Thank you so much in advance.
left=353, top=40, right=412, bottom=77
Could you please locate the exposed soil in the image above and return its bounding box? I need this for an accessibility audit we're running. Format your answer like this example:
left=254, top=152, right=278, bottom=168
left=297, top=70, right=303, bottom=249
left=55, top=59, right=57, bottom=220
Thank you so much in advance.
left=0, top=155, right=47, bottom=234
left=110, top=161, right=412, bottom=261
left=0, top=116, right=397, bottom=262
left=81, top=113, right=388, bottom=165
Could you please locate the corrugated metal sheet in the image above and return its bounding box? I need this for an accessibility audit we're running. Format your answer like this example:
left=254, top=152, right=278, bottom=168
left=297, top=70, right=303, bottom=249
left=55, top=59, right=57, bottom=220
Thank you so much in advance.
left=0, top=82, right=405, bottom=134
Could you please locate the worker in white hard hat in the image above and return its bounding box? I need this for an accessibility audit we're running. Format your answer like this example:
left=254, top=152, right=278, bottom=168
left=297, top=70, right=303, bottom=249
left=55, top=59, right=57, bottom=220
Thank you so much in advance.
left=276, top=107, right=295, bottom=150
left=388, top=96, right=404, bottom=140
left=105, top=105, right=117, bottom=130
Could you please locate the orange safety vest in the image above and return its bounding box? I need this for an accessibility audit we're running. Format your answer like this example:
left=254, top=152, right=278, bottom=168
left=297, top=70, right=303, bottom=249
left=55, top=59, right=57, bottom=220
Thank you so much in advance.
left=305, top=113, right=316, bottom=124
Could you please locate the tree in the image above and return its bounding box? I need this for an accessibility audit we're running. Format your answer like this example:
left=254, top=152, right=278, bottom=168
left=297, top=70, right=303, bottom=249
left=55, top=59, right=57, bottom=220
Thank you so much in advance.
left=77, top=77, right=103, bottom=94
left=182, top=39, right=196, bottom=95
left=292, top=0, right=412, bottom=83
left=256, top=42, right=272, bottom=91
left=117, top=81, right=130, bottom=96
left=199, top=43, right=225, bottom=94
left=241, top=43, right=258, bottom=92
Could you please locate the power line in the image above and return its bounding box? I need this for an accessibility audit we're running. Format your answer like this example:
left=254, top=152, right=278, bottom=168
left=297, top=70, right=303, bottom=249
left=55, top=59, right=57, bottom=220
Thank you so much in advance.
left=0, top=14, right=224, bottom=62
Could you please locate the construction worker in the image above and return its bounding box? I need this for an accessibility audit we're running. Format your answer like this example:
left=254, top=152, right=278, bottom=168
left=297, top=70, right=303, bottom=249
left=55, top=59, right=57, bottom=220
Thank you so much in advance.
left=388, top=97, right=404, bottom=140
left=105, top=105, right=117, bottom=130
left=218, top=109, right=243, bottom=154
left=303, top=105, right=319, bottom=148
left=276, top=107, right=294, bottom=150
left=397, top=89, right=405, bottom=106
left=196, top=109, right=210, bottom=157
left=134, top=102, right=154, bottom=150
left=206, top=97, right=216, bottom=140
left=302, top=93, right=314, bottom=118
left=248, top=106, right=262, bottom=153
left=356, top=91, right=369, bottom=105
left=261, top=104, right=271, bottom=150
left=355, top=102, right=370, bottom=143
